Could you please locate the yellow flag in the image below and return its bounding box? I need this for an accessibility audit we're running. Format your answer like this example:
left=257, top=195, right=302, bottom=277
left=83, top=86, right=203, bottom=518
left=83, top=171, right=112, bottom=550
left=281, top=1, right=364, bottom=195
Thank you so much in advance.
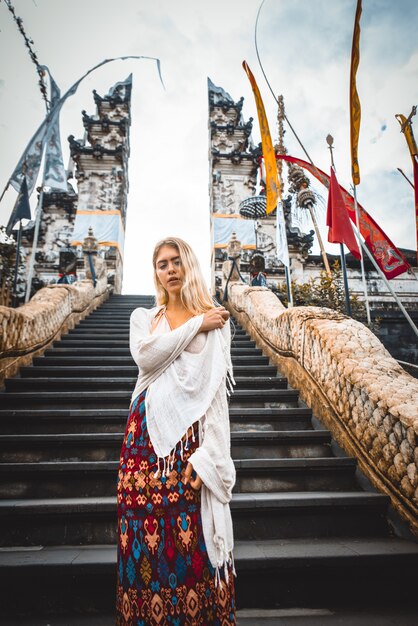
left=350, top=0, right=362, bottom=186
left=395, top=113, right=418, bottom=157
left=242, top=60, right=280, bottom=214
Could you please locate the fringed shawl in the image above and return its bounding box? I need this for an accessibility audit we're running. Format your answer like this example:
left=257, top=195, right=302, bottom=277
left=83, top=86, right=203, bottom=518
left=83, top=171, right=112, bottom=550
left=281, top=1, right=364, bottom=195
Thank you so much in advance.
left=129, top=305, right=236, bottom=587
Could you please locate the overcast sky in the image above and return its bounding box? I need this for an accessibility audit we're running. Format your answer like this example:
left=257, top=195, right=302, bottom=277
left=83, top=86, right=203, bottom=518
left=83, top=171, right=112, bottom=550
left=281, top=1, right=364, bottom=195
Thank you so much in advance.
left=0, top=0, right=417, bottom=294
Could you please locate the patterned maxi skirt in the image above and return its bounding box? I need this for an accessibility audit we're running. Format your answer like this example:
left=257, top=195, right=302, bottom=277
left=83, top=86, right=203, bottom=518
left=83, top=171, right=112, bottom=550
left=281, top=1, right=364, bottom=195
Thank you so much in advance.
left=116, top=390, right=236, bottom=625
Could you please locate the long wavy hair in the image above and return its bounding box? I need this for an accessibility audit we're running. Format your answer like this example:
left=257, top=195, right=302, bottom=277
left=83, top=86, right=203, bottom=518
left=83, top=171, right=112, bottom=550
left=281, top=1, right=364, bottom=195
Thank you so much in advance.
left=152, top=237, right=215, bottom=315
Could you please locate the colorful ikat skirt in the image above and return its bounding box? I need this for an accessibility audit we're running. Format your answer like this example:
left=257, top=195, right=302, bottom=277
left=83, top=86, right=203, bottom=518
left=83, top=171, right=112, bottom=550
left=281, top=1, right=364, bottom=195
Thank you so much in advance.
left=116, top=389, right=236, bottom=625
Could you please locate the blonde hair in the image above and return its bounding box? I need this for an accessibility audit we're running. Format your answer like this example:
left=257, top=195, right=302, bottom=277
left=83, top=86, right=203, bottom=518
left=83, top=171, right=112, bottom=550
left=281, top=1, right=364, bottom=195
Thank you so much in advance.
left=152, top=237, right=214, bottom=315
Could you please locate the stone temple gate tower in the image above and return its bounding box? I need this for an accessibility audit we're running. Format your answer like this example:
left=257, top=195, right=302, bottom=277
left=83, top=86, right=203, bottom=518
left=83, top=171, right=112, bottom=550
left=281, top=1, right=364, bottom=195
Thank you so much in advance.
left=208, top=78, right=258, bottom=291
left=70, top=75, right=132, bottom=293
left=15, top=75, right=132, bottom=297
left=208, top=78, right=315, bottom=291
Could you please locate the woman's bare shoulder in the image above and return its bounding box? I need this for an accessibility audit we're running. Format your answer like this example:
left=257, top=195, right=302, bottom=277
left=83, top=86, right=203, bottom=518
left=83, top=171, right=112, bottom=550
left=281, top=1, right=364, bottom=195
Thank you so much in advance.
left=130, top=305, right=163, bottom=322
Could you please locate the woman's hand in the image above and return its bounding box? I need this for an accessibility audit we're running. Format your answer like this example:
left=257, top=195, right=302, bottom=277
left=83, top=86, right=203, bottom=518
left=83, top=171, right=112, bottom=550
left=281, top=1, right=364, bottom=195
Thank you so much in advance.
left=183, top=462, right=203, bottom=490
left=199, top=307, right=230, bottom=333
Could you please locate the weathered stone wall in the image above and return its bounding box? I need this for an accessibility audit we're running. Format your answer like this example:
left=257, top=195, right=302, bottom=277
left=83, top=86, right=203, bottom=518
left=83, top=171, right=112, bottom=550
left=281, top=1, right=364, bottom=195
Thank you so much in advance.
left=0, top=276, right=110, bottom=386
left=226, top=282, right=418, bottom=535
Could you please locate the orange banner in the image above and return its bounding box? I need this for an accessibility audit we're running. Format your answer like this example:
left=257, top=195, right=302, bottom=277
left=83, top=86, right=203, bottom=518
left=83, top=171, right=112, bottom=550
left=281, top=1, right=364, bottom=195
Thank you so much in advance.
left=395, top=113, right=418, bottom=158
left=415, top=156, right=418, bottom=266
left=242, top=60, right=280, bottom=214
left=350, top=0, right=362, bottom=186
left=395, top=113, right=418, bottom=264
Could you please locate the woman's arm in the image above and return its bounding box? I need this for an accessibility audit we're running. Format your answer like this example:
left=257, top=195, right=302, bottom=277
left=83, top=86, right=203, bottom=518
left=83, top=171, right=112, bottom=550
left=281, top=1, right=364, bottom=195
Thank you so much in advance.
left=129, top=307, right=204, bottom=374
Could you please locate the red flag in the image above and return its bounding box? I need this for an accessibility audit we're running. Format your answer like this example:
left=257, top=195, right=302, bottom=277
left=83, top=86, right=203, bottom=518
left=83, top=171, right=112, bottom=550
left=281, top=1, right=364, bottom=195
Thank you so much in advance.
left=327, top=168, right=360, bottom=259
left=276, top=155, right=411, bottom=279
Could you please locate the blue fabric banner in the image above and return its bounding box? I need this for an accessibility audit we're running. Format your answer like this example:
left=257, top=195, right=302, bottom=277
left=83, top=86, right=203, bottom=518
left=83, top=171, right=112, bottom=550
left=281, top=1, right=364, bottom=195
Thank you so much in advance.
left=213, top=216, right=256, bottom=249
left=71, top=210, right=125, bottom=256
left=43, top=68, right=68, bottom=192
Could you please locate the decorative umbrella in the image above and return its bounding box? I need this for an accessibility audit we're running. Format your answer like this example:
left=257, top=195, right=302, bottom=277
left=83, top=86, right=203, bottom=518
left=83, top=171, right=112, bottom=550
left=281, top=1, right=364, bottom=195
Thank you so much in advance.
left=239, top=194, right=268, bottom=219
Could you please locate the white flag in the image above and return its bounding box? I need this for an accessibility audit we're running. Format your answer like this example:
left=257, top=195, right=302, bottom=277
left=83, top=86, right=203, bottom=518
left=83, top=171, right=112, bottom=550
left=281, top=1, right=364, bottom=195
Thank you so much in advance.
left=275, top=201, right=289, bottom=268
left=43, top=69, right=68, bottom=192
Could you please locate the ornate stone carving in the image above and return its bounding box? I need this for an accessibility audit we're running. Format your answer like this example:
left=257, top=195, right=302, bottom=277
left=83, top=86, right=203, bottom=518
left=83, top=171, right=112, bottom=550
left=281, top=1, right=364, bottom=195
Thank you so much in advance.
left=101, top=128, right=124, bottom=149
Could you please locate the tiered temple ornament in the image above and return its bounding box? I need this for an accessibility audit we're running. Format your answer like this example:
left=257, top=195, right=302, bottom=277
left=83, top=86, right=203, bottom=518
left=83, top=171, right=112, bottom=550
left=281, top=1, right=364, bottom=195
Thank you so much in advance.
left=222, top=232, right=247, bottom=301
left=82, top=226, right=99, bottom=254
left=288, top=162, right=331, bottom=275
left=82, top=227, right=100, bottom=287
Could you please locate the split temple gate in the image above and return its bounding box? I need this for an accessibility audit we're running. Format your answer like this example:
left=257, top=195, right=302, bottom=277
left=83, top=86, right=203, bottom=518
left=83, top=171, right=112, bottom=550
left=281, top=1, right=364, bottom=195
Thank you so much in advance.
left=0, top=76, right=417, bottom=623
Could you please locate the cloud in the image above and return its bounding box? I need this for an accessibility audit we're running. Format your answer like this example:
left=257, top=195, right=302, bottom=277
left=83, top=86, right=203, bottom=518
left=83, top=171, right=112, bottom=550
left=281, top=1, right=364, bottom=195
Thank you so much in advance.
left=0, top=0, right=417, bottom=293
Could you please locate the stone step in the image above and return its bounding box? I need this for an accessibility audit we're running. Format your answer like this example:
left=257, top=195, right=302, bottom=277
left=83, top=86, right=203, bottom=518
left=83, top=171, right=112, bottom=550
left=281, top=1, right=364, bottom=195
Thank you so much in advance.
left=100, top=296, right=155, bottom=304
left=84, top=313, right=137, bottom=318
left=96, top=299, right=154, bottom=304
left=33, top=353, right=270, bottom=367
left=76, top=322, right=248, bottom=336
left=20, top=364, right=278, bottom=378
left=230, top=407, right=313, bottom=431
left=0, top=409, right=130, bottom=434
left=43, top=345, right=261, bottom=357
left=0, top=430, right=331, bottom=463
left=0, top=388, right=299, bottom=410
left=1, top=538, right=417, bottom=614
left=235, top=537, right=418, bottom=608
left=63, top=326, right=250, bottom=348
left=0, top=458, right=357, bottom=499
left=98, top=303, right=154, bottom=308
left=5, top=608, right=418, bottom=626
left=73, top=324, right=129, bottom=335
left=71, top=321, right=246, bottom=331
left=234, top=457, right=357, bottom=493
left=90, top=305, right=154, bottom=310
left=55, top=337, right=258, bottom=349
left=93, top=299, right=154, bottom=304
left=0, top=492, right=390, bottom=547
left=0, top=406, right=313, bottom=434
left=98, top=306, right=153, bottom=310
left=232, top=430, right=331, bottom=459
left=5, top=375, right=287, bottom=393
left=82, top=309, right=140, bottom=315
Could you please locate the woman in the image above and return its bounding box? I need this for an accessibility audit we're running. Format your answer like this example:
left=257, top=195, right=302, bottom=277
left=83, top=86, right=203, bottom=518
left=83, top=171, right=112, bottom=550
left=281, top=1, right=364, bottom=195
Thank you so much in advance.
left=116, top=237, right=237, bottom=625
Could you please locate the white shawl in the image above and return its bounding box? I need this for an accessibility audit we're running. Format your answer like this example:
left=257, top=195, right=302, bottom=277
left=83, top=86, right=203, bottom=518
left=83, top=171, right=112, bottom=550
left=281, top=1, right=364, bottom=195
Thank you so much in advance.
left=129, top=305, right=237, bottom=587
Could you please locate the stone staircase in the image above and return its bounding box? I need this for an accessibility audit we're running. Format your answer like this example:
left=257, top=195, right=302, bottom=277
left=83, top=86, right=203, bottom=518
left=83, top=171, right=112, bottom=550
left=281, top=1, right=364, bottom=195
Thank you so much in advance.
left=0, top=294, right=417, bottom=620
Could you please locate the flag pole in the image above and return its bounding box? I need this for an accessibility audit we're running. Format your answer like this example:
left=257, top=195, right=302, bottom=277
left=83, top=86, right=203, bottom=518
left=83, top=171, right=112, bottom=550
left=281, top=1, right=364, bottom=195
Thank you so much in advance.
left=348, top=0, right=372, bottom=325
left=25, top=173, right=46, bottom=303
left=397, top=167, right=414, bottom=189
left=339, top=246, right=352, bottom=316
left=276, top=96, right=293, bottom=307
left=326, top=134, right=352, bottom=316
left=352, top=184, right=371, bottom=324
left=304, top=196, right=332, bottom=277
left=0, top=181, right=10, bottom=206
left=351, top=222, right=418, bottom=339
left=275, top=197, right=293, bottom=307
left=284, top=265, right=293, bottom=307
left=12, top=219, right=23, bottom=308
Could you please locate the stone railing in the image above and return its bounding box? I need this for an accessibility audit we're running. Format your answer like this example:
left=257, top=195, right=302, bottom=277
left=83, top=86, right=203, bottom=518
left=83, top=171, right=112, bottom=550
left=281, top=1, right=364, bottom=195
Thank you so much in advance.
left=226, top=282, right=418, bottom=536
left=0, top=276, right=110, bottom=386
